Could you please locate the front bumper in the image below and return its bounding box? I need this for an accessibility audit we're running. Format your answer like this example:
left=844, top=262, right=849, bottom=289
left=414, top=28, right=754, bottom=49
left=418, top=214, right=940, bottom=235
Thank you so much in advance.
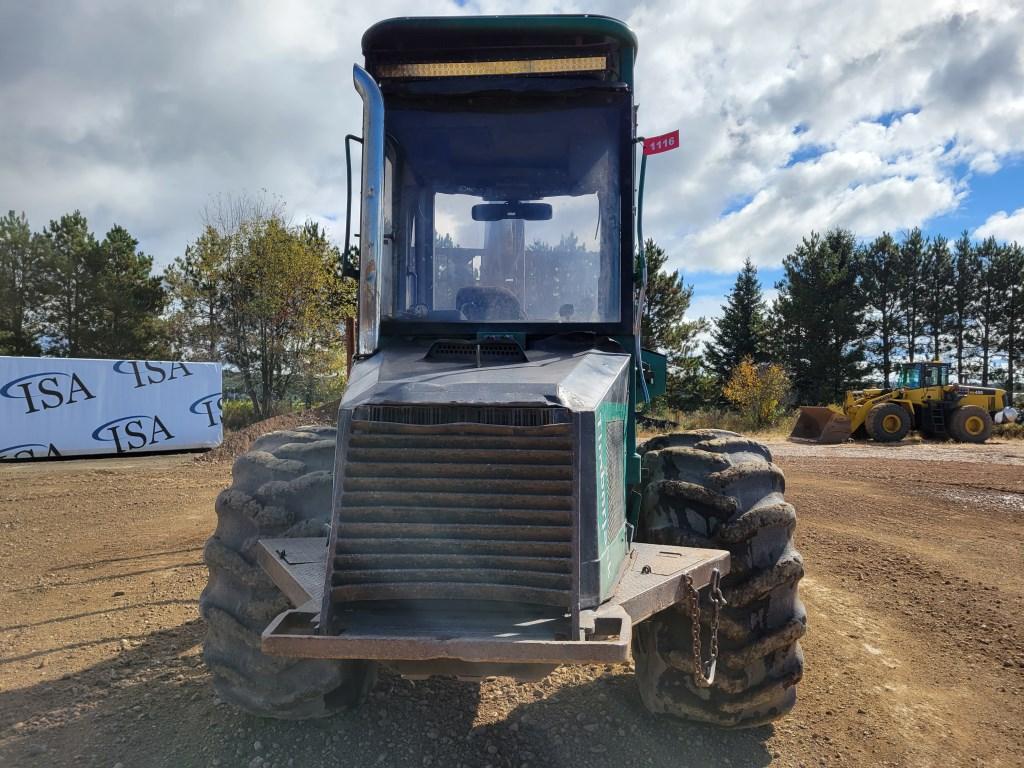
left=257, top=537, right=728, bottom=668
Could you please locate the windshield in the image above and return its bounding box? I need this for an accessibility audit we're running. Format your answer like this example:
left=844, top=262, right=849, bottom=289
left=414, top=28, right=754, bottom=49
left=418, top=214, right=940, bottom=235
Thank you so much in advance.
left=898, top=366, right=920, bottom=388
left=380, top=95, right=625, bottom=324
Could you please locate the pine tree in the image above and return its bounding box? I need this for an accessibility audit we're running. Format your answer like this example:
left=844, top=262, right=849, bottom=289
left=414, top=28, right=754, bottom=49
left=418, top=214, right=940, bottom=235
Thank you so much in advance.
left=994, top=241, right=1024, bottom=393
left=704, top=257, right=768, bottom=381
left=640, top=240, right=708, bottom=410
left=921, top=234, right=953, bottom=360
left=774, top=228, right=865, bottom=404
left=40, top=211, right=104, bottom=356
left=897, top=227, right=927, bottom=362
left=92, top=225, right=168, bottom=357
left=950, top=231, right=980, bottom=381
left=975, top=237, right=1001, bottom=386
left=859, top=232, right=903, bottom=387
left=640, top=240, right=705, bottom=365
left=0, top=211, right=49, bottom=355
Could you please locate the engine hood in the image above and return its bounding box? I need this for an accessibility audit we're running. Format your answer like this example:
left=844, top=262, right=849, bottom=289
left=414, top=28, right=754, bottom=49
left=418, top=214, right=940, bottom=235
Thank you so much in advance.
left=341, top=339, right=631, bottom=414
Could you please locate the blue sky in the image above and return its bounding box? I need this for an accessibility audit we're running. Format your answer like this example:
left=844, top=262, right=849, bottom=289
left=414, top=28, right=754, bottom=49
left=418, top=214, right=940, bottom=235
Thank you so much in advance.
left=688, top=157, right=1024, bottom=322
left=1, top=1, right=1023, bottom=329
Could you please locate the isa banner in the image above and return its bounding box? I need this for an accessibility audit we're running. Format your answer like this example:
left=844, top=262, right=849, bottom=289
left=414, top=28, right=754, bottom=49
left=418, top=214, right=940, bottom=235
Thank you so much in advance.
left=0, top=356, right=223, bottom=460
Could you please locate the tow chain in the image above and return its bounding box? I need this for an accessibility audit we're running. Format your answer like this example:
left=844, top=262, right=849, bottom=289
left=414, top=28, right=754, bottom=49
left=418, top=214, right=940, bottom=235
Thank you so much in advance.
left=683, top=568, right=727, bottom=688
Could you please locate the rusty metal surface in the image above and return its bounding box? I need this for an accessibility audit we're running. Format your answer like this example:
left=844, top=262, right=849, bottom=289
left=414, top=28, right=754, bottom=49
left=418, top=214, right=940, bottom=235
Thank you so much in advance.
left=256, top=538, right=326, bottom=607
left=261, top=601, right=631, bottom=664
left=257, top=538, right=728, bottom=665
left=608, top=543, right=730, bottom=625
left=790, top=406, right=852, bottom=443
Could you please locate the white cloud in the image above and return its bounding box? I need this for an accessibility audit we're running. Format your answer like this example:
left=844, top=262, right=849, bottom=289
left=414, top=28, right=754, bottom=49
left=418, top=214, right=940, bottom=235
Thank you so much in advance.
left=0, top=0, right=1021, bottom=282
left=975, top=208, right=1024, bottom=243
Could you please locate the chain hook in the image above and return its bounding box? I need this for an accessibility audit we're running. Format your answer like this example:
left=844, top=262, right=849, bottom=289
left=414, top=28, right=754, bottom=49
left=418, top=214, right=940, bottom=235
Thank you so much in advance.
left=683, top=568, right=727, bottom=688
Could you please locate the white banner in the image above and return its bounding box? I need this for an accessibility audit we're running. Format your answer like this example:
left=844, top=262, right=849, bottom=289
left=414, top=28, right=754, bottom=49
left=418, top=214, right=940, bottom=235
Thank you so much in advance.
left=0, top=356, right=222, bottom=459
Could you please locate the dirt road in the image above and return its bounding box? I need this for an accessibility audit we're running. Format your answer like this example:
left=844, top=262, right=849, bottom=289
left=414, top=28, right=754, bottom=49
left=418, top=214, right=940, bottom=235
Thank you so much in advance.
left=1, top=442, right=1022, bottom=767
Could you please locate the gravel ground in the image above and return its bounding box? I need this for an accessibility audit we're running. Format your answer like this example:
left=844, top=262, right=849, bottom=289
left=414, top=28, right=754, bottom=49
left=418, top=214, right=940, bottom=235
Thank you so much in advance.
left=1, top=441, right=1022, bottom=768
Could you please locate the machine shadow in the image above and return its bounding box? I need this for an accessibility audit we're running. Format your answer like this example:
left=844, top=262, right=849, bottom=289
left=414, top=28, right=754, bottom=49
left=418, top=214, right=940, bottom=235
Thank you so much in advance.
left=1, top=620, right=771, bottom=768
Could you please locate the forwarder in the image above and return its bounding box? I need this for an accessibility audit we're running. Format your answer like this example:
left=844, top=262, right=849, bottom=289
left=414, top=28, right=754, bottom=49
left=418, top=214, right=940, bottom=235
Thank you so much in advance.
left=792, top=360, right=1016, bottom=444
left=200, top=15, right=804, bottom=728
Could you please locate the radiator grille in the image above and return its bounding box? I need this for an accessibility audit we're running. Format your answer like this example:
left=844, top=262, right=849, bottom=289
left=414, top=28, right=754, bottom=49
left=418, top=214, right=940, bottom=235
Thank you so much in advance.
left=327, top=409, right=575, bottom=611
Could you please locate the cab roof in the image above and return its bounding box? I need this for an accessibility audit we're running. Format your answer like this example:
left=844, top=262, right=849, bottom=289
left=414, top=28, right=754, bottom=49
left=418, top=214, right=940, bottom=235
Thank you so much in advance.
left=362, top=15, right=637, bottom=86
left=362, top=15, right=638, bottom=56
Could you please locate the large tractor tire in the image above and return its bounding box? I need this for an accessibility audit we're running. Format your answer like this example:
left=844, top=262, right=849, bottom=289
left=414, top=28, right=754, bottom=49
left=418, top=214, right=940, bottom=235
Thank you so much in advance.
left=200, top=426, right=377, bottom=719
left=865, top=402, right=911, bottom=443
left=949, top=405, right=993, bottom=443
left=633, top=430, right=805, bottom=728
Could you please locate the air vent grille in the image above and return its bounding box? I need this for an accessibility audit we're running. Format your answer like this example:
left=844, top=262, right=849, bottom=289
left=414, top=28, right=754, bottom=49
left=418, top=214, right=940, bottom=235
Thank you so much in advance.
left=324, top=407, right=576, bottom=617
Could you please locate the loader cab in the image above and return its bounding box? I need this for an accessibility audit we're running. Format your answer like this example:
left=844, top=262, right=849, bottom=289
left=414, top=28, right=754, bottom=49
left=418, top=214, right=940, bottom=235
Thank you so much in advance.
left=349, top=15, right=638, bottom=352
left=896, top=362, right=950, bottom=390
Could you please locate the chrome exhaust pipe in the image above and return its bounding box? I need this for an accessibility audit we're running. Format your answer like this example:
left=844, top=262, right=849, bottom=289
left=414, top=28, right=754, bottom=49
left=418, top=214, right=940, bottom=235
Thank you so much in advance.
left=353, top=64, right=385, bottom=356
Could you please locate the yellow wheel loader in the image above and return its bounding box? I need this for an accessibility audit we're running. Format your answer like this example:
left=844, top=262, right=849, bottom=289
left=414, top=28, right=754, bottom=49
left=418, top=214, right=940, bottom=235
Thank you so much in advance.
left=791, top=361, right=1016, bottom=444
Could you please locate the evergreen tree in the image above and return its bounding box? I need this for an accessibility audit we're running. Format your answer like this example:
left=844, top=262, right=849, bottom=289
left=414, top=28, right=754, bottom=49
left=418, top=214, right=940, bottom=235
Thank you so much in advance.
left=40, top=211, right=104, bottom=356
left=639, top=240, right=708, bottom=410
left=975, top=236, right=1001, bottom=386
left=640, top=240, right=705, bottom=365
left=704, top=257, right=768, bottom=381
left=921, top=234, right=953, bottom=360
left=950, top=231, right=980, bottom=381
left=0, top=211, right=49, bottom=355
left=897, top=227, right=927, bottom=362
left=774, top=228, right=865, bottom=404
left=995, top=242, right=1024, bottom=393
left=92, top=225, right=168, bottom=357
left=859, top=232, right=903, bottom=387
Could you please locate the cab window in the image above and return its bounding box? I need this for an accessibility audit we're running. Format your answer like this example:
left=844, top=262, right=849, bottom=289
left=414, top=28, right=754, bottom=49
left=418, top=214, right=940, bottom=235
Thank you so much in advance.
left=898, top=366, right=920, bottom=388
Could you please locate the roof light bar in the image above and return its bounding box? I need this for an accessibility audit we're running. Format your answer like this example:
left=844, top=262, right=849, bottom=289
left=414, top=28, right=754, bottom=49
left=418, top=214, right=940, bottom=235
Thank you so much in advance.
left=377, top=55, right=607, bottom=79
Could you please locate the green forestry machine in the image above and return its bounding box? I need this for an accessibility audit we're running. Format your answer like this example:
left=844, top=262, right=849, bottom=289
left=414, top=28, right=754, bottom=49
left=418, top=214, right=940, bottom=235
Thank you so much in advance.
left=200, top=15, right=804, bottom=728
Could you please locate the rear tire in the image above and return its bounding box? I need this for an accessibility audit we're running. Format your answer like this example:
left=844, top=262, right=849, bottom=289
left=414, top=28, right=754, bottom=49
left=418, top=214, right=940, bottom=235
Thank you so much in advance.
left=865, top=402, right=911, bottom=443
left=949, top=405, right=993, bottom=443
left=200, top=426, right=377, bottom=719
left=632, top=430, right=805, bottom=728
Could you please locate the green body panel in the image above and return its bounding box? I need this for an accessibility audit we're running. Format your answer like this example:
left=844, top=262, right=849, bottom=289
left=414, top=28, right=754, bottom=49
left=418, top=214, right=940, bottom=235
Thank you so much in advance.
left=595, top=401, right=630, bottom=600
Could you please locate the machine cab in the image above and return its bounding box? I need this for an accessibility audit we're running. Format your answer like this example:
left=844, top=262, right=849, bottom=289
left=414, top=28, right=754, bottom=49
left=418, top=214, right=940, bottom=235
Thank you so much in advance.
left=896, top=362, right=950, bottom=390
left=350, top=16, right=638, bottom=354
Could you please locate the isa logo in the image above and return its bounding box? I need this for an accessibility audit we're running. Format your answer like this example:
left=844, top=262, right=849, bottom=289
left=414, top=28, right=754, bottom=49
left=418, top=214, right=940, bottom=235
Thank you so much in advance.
left=0, top=371, right=96, bottom=415
left=113, top=360, right=193, bottom=389
left=91, top=415, right=176, bottom=454
left=0, top=442, right=62, bottom=459
left=189, top=392, right=223, bottom=428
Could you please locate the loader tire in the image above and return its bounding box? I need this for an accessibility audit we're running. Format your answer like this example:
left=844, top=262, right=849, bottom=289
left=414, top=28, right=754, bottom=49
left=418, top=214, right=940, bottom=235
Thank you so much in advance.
left=865, top=402, right=911, bottom=443
left=199, top=426, right=377, bottom=719
left=633, top=430, right=805, bottom=728
left=949, top=405, right=993, bottom=443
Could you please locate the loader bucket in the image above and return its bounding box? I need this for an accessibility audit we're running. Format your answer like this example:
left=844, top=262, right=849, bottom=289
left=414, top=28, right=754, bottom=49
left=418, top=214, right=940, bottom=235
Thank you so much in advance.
left=790, top=406, right=852, bottom=444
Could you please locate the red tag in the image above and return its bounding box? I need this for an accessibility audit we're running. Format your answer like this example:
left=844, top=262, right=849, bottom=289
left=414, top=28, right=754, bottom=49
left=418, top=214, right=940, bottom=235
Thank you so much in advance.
left=643, top=130, right=680, bottom=155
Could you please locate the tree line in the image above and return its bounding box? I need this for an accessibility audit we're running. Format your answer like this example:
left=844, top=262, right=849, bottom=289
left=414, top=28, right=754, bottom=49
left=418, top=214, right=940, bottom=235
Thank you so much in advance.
left=4, top=204, right=1022, bottom=417
left=0, top=210, right=165, bottom=358
left=0, top=202, right=354, bottom=417
left=702, top=228, right=1024, bottom=407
